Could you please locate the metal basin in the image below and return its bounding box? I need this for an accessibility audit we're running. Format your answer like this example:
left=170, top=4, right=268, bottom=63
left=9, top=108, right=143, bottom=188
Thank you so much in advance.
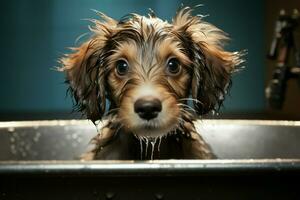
left=0, top=120, right=300, bottom=199
left=0, top=119, right=299, bottom=160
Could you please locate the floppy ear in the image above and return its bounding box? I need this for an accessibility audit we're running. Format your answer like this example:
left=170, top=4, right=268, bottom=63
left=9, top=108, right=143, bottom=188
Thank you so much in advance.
left=173, top=8, right=243, bottom=115
left=59, top=12, right=117, bottom=122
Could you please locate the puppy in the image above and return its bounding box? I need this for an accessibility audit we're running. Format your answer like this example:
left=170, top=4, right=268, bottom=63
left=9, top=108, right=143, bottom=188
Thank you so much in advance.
left=59, top=7, right=243, bottom=160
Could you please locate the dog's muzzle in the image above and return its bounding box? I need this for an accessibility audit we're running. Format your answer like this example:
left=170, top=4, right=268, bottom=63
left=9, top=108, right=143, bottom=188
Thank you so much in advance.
left=134, top=96, right=162, bottom=120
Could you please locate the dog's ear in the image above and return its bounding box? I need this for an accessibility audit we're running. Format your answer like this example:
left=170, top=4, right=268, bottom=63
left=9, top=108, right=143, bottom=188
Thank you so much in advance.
left=59, top=13, right=117, bottom=122
left=173, top=8, right=243, bottom=115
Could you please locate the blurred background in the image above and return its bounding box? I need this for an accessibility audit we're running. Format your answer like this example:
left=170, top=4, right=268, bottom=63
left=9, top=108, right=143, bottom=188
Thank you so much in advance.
left=0, top=0, right=299, bottom=121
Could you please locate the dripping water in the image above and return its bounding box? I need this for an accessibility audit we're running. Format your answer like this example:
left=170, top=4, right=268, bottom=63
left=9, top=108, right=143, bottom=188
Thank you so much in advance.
left=157, top=136, right=162, bottom=153
left=144, top=137, right=149, bottom=158
left=149, top=137, right=158, bottom=160
left=139, top=138, right=143, bottom=160
left=137, top=136, right=163, bottom=160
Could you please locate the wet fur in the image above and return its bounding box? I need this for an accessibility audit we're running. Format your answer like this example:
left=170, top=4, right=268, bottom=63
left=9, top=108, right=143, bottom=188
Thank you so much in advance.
left=59, top=7, right=243, bottom=160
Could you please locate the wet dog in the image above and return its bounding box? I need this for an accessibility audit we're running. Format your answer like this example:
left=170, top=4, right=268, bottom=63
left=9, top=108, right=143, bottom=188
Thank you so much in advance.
left=59, top=7, right=243, bottom=160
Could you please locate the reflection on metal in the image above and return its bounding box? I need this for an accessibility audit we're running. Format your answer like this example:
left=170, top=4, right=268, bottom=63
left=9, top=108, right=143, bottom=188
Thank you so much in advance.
left=197, top=119, right=300, bottom=126
left=0, top=119, right=300, bottom=160
left=1, top=159, right=300, bottom=175
left=0, top=119, right=93, bottom=128
left=0, top=119, right=300, bottom=128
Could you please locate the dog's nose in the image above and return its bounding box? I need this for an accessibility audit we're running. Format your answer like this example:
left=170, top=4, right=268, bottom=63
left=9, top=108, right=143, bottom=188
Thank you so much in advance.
left=134, top=97, right=162, bottom=120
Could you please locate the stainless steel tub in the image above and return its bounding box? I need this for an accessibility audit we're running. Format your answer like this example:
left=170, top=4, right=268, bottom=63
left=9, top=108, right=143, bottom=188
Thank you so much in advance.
left=1, top=119, right=300, bottom=160
left=0, top=120, right=300, bottom=199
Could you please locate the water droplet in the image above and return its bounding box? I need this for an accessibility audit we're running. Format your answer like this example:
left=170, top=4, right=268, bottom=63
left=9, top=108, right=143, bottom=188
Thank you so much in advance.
left=33, top=132, right=41, bottom=142
left=105, top=191, right=115, bottom=199
left=8, top=127, right=15, bottom=132
left=155, top=193, right=164, bottom=200
left=21, top=151, right=27, bottom=157
left=10, top=137, right=15, bottom=143
left=211, top=110, right=216, bottom=115
left=72, top=133, right=78, bottom=139
left=10, top=144, right=17, bottom=155
left=77, top=137, right=82, bottom=143
left=25, top=144, right=30, bottom=151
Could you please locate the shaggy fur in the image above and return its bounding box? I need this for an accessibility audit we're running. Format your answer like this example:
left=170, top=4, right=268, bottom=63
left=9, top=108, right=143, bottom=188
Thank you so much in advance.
left=59, top=7, right=243, bottom=160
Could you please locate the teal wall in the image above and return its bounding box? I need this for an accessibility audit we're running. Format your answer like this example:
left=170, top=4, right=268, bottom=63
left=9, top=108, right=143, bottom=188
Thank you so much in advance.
left=0, top=0, right=265, bottom=118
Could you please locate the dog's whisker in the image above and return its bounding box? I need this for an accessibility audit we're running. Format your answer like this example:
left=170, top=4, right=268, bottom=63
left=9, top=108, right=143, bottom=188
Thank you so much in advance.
left=179, top=98, right=204, bottom=105
left=178, top=106, right=196, bottom=116
left=178, top=106, right=195, bottom=114
left=177, top=103, right=197, bottom=112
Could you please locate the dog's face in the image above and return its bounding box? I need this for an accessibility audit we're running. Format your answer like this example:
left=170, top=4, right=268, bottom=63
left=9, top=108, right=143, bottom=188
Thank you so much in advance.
left=106, top=16, right=193, bottom=137
left=60, top=8, right=242, bottom=137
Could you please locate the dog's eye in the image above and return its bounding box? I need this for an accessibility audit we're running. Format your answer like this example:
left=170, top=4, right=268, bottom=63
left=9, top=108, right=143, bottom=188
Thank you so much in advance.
left=166, top=58, right=181, bottom=75
left=116, top=60, right=129, bottom=76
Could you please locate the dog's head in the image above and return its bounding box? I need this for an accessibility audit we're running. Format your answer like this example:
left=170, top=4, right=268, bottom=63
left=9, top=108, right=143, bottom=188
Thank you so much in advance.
left=60, top=7, right=242, bottom=137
